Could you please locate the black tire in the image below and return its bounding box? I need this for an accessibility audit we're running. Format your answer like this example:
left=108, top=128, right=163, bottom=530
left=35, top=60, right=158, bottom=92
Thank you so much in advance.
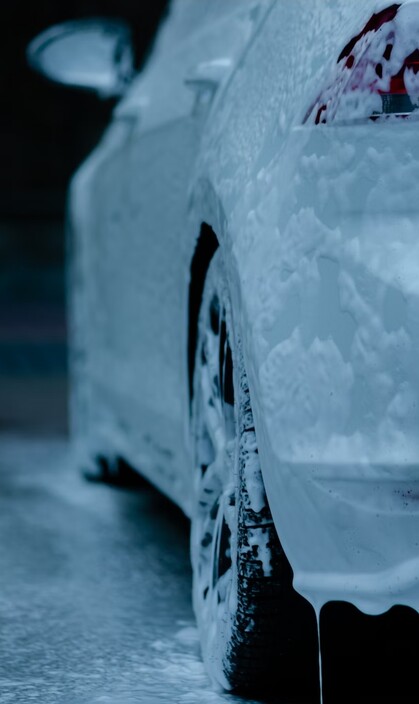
left=191, top=250, right=319, bottom=698
left=84, top=454, right=144, bottom=487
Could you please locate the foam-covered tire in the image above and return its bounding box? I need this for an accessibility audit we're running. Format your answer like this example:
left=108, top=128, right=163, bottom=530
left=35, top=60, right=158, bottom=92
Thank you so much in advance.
left=191, top=250, right=319, bottom=697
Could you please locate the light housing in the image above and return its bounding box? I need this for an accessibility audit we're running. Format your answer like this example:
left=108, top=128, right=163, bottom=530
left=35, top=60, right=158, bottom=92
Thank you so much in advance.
left=305, top=3, right=419, bottom=125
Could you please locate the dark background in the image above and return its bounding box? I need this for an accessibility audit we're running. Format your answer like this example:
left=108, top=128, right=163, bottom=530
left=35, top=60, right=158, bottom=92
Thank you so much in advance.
left=0, top=0, right=168, bottom=433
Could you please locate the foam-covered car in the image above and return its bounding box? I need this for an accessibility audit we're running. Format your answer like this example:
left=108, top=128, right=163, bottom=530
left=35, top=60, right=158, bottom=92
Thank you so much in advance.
left=29, top=0, right=419, bottom=697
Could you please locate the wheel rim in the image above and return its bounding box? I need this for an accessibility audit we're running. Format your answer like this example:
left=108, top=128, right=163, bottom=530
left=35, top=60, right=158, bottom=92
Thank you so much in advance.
left=192, top=289, right=237, bottom=656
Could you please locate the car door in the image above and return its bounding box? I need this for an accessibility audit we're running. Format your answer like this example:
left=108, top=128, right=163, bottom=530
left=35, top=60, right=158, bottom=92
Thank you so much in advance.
left=82, top=0, right=272, bottom=509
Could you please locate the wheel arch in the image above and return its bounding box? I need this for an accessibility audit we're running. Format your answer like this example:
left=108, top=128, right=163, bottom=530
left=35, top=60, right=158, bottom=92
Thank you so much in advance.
left=187, top=222, right=219, bottom=403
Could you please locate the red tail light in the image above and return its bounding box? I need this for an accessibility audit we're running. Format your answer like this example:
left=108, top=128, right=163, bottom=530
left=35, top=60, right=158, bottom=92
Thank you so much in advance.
left=305, top=3, right=419, bottom=125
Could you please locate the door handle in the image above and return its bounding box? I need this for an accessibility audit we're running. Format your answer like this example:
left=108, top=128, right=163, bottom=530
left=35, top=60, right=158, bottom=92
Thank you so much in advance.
left=184, top=58, right=233, bottom=93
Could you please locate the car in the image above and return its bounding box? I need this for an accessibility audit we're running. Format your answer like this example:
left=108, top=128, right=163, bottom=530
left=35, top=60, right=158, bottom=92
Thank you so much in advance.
left=28, top=0, right=419, bottom=699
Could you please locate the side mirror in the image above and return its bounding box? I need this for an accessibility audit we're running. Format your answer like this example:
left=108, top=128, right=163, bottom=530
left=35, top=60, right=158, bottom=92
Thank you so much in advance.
left=27, top=18, right=134, bottom=99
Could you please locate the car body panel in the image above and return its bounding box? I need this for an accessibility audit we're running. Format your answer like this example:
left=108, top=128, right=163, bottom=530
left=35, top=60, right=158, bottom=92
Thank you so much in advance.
left=68, top=0, right=271, bottom=512
left=69, top=0, right=419, bottom=615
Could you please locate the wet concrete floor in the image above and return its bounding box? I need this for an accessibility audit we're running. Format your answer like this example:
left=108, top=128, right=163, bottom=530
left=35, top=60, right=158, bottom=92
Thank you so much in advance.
left=0, top=436, right=266, bottom=704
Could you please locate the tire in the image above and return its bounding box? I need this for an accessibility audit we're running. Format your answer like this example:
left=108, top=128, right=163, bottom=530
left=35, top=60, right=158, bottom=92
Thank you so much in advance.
left=191, top=250, right=319, bottom=698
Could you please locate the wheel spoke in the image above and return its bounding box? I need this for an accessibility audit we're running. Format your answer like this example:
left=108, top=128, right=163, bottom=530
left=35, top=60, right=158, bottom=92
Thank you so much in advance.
left=197, top=301, right=237, bottom=457
left=198, top=356, right=226, bottom=457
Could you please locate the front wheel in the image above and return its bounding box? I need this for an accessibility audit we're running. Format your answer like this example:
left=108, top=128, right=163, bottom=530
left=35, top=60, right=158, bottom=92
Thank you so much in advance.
left=191, top=251, right=319, bottom=697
